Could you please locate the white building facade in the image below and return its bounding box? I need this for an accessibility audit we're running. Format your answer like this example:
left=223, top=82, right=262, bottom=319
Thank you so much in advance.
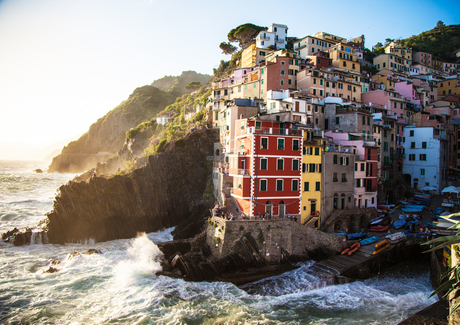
left=402, top=126, right=448, bottom=194
left=256, top=23, right=288, bottom=50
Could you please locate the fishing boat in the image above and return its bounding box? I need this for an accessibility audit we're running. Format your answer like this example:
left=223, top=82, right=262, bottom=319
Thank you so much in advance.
left=404, top=230, right=426, bottom=238
left=360, top=236, right=378, bottom=246
left=386, top=232, right=405, bottom=243
left=409, top=200, right=430, bottom=206
left=401, top=207, right=424, bottom=214
left=369, top=225, right=389, bottom=232
left=393, top=219, right=406, bottom=229
left=346, top=232, right=367, bottom=240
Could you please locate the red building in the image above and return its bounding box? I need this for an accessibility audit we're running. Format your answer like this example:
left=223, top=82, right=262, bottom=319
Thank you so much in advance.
left=229, top=117, right=303, bottom=218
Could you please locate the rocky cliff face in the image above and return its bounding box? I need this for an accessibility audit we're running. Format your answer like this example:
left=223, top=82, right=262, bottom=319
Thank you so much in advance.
left=43, top=128, right=217, bottom=244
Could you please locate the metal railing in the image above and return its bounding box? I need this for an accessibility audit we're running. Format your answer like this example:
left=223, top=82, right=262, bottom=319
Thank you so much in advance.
left=247, top=126, right=303, bottom=136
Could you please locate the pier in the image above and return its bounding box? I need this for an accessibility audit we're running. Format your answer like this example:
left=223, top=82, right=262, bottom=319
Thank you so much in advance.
left=312, top=237, right=424, bottom=280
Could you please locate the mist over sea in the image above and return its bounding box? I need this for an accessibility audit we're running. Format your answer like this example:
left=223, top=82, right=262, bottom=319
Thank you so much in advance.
left=0, top=160, right=437, bottom=324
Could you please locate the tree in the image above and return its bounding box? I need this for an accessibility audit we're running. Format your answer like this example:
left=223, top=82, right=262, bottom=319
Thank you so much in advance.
left=185, top=82, right=201, bottom=92
left=219, top=42, right=237, bottom=55
left=227, top=23, right=267, bottom=49
left=374, top=42, right=383, bottom=49
left=384, top=38, right=394, bottom=45
left=437, top=20, right=445, bottom=28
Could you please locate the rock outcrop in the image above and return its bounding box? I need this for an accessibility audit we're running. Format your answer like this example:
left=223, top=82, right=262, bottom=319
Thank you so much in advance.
left=42, top=128, right=217, bottom=244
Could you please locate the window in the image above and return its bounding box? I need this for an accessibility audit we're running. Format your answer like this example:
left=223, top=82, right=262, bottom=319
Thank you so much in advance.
left=261, top=137, right=268, bottom=149
left=316, top=182, right=320, bottom=191
left=260, top=158, right=268, bottom=170
left=276, top=179, right=283, bottom=191
left=336, top=116, right=340, bottom=124
left=260, top=179, right=267, bottom=191
left=280, top=80, right=284, bottom=86
left=304, top=182, right=309, bottom=191
left=333, top=155, right=338, bottom=164
left=410, top=130, right=414, bottom=137
left=292, top=159, right=299, bottom=171
left=302, top=163, right=307, bottom=172
left=361, top=163, right=365, bottom=171
left=255, top=121, right=261, bottom=130
left=420, top=154, right=426, bottom=161
left=342, top=173, right=347, bottom=182
left=315, top=147, right=320, bottom=155
left=293, top=139, right=299, bottom=150
left=411, top=142, right=415, bottom=149
left=333, top=172, right=338, bottom=182
left=384, top=142, right=388, bottom=152
left=281, top=70, right=285, bottom=76
left=409, top=154, right=415, bottom=161
left=277, top=138, right=284, bottom=150
left=292, top=179, right=299, bottom=191
left=422, top=142, right=427, bottom=149
left=309, top=163, right=315, bottom=172
left=362, top=116, right=365, bottom=125
left=355, top=163, right=358, bottom=171
left=421, top=169, right=425, bottom=176
left=277, top=159, right=284, bottom=170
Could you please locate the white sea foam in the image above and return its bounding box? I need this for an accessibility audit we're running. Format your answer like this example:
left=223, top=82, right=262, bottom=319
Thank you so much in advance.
left=0, top=161, right=439, bottom=324
left=112, top=233, right=164, bottom=286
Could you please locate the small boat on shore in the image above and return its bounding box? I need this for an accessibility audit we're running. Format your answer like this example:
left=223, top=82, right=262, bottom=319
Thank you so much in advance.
left=346, top=232, right=367, bottom=240
left=348, top=242, right=361, bottom=255
left=404, top=230, right=426, bottom=238
left=393, top=219, right=406, bottom=229
left=386, top=232, right=405, bottom=243
left=369, top=225, right=389, bottom=232
left=373, top=239, right=391, bottom=255
left=360, top=236, right=378, bottom=246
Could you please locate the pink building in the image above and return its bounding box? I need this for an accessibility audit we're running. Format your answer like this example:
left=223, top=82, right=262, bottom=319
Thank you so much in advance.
left=394, top=81, right=422, bottom=108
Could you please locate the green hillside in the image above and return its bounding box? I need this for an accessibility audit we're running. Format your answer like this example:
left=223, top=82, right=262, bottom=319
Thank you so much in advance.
left=403, top=23, right=460, bottom=61
left=151, top=71, right=211, bottom=97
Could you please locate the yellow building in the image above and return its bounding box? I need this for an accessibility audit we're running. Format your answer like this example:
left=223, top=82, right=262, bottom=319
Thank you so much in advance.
left=437, top=76, right=460, bottom=99
left=301, top=130, right=323, bottom=227
left=385, top=41, right=412, bottom=63
left=241, top=44, right=268, bottom=68
left=325, top=43, right=360, bottom=73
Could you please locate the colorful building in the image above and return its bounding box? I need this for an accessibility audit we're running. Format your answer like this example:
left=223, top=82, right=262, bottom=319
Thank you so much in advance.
left=230, top=117, right=303, bottom=218
left=301, top=130, right=323, bottom=226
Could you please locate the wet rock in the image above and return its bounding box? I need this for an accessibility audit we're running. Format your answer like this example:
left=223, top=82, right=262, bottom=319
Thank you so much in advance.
left=49, top=259, right=61, bottom=266
left=84, top=249, right=102, bottom=255
left=65, top=252, right=81, bottom=261
left=34, top=169, right=43, bottom=173
left=43, top=129, right=217, bottom=244
left=43, top=266, right=59, bottom=274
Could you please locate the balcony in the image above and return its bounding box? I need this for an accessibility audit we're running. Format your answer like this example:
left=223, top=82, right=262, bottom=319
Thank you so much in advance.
left=366, top=186, right=377, bottom=192
left=260, top=35, right=270, bottom=41
left=237, top=168, right=250, bottom=176
left=275, top=37, right=285, bottom=43
left=246, top=126, right=303, bottom=136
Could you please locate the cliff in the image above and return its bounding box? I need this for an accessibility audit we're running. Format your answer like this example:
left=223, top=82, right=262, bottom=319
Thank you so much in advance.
left=43, top=128, right=218, bottom=244
left=48, top=71, right=210, bottom=174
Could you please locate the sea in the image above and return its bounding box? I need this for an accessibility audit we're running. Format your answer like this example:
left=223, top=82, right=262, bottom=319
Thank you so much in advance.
left=0, top=160, right=438, bottom=324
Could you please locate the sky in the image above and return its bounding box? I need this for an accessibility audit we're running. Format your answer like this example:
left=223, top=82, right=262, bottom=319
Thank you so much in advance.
left=0, top=0, right=459, bottom=159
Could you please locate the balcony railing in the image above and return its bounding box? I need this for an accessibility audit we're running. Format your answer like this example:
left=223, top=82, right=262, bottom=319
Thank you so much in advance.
left=247, top=126, right=303, bottom=136
left=237, top=168, right=250, bottom=176
left=260, top=35, right=270, bottom=40
left=366, top=187, right=377, bottom=192
left=275, top=38, right=285, bottom=43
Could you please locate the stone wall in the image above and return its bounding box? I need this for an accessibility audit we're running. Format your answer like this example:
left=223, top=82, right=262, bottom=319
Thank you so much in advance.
left=207, top=217, right=347, bottom=264
left=322, top=207, right=378, bottom=233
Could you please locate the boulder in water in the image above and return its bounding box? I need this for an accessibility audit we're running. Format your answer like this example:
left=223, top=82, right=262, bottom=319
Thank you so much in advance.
left=42, top=266, right=59, bottom=274
left=34, top=169, right=43, bottom=173
left=84, top=249, right=102, bottom=255
left=65, top=252, right=81, bottom=261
